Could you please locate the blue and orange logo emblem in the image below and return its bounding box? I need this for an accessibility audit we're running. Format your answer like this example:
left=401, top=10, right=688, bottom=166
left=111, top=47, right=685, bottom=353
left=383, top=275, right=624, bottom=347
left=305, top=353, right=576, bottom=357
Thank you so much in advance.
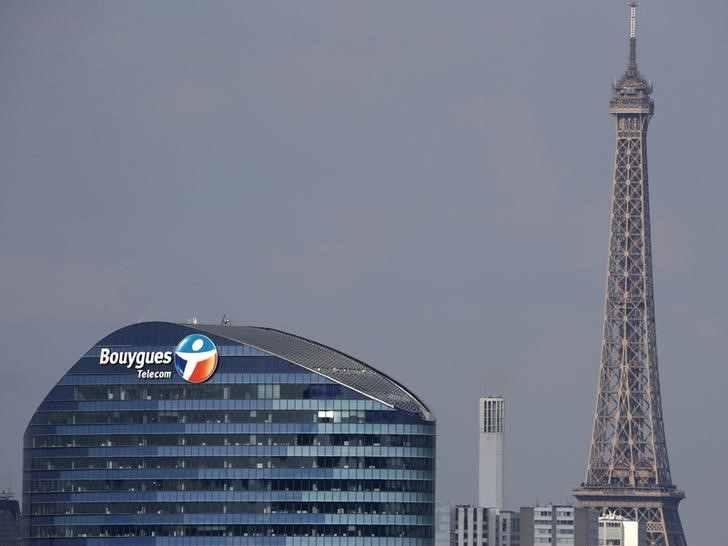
left=174, top=334, right=218, bottom=383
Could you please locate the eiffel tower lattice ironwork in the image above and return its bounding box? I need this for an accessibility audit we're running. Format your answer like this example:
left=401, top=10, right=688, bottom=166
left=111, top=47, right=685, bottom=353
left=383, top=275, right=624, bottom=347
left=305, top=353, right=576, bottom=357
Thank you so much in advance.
left=572, top=4, right=687, bottom=546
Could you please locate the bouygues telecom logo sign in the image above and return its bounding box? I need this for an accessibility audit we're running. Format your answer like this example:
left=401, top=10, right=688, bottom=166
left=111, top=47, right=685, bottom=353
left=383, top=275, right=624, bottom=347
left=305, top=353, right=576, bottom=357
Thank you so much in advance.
left=99, top=334, right=218, bottom=383
left=174, top=334, right=218, bottom=384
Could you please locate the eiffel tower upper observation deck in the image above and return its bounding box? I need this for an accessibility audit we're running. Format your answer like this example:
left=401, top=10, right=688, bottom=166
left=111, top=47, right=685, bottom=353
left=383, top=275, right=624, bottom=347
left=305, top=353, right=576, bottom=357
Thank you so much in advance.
left=572, top=4, right=687, bottom=546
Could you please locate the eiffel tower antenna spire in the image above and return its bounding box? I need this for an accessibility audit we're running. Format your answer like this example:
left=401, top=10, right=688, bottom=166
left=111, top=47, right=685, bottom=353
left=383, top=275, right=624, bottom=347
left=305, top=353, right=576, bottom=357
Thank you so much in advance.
left=573, top=4, right=687, bottom=546
left=628, top=1, right=638, bottom=72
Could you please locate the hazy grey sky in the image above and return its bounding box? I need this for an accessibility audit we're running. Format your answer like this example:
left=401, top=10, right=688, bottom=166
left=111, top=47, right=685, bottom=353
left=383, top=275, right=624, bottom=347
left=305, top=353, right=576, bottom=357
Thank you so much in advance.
left=1, top=1, right=726, bottom=543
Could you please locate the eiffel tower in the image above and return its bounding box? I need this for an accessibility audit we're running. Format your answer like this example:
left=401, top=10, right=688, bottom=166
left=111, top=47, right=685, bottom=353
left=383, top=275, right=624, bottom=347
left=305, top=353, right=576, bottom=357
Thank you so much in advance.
left=572, top=4, right=687, bottom=546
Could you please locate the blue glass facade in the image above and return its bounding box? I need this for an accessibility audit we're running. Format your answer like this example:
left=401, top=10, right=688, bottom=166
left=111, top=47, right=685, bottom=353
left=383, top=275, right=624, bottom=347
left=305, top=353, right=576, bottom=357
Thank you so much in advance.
left=23, top=322, right=435, bottom=545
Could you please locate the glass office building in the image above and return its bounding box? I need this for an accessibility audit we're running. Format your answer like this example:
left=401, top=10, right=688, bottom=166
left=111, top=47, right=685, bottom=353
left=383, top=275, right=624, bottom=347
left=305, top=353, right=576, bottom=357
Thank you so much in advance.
left=23, top=321, right=435, bottom=545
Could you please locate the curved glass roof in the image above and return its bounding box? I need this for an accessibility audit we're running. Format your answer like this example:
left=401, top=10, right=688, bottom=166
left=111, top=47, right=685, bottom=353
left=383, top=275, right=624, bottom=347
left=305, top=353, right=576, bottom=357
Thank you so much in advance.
left=192, top=324, right=433, bottom=420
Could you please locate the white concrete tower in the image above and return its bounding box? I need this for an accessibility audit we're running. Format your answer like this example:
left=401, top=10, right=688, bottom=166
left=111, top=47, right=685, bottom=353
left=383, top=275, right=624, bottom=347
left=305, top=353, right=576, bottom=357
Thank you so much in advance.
left=478, top=396, right=504, bottom=509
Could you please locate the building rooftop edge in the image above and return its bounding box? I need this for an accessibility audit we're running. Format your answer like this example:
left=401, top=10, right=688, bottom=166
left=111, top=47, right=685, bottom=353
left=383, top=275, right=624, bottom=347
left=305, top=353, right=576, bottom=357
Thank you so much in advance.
left=184, top=322, right=434, bottom=421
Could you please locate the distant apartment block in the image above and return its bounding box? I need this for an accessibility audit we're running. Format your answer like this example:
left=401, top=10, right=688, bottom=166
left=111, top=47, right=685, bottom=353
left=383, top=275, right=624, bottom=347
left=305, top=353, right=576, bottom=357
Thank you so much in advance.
left=598, top=513, right=646, bottom=546
left=520, top=505, right=598, bottom=546
left=435, top=503, right=456, bottom=546
left=452, top=505, right=520, bottom=546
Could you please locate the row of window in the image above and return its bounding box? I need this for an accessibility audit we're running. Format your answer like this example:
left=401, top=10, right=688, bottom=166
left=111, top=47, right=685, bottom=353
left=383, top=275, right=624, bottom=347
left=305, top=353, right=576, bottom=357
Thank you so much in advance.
left=30, top=422, right=433, bottom=436
left=30, top=478, right=433, bottom=494
left=28, top=470, right=433, bottom=485
left=30, top=446, right=433, bottom=460
left=35, top=409, right=422, bottom=426
left=30, top=501, right=432, bottom=516
left=47, top=399, right=386, bottom=413
left=535, top=527, right=574, bottom=535
left=31, top=524, right=433, bottom=539
left=31, top=432, right=434, bottom=449
left=31, top=456, right=434, bottom=472
left=73, top=383, right=356, bottom=401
